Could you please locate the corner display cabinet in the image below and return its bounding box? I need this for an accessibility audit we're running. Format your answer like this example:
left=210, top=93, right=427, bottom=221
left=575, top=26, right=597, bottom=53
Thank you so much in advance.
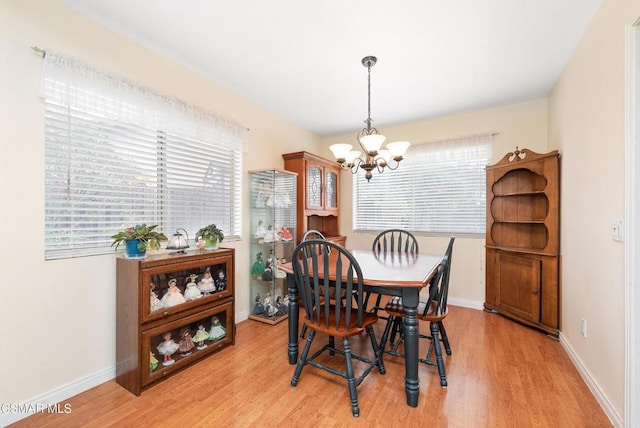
left=484, top=147, right=560, bottom=338
left=249, top=169, right=297, bottom=325
left=282, top=151, right=347, bottom=246
left=116, top=249, right=235, bottom=395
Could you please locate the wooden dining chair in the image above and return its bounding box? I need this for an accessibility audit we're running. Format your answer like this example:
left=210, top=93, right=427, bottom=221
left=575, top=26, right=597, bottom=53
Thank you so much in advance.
left=291, top=240, right=384, bottom=417
left=378, top=236, right=455, bottom=388
left=366, top=229, right=419, bottom=315
left=301, top=229, right=327, bottom=241
left=299, top=230, right=332, bottom=339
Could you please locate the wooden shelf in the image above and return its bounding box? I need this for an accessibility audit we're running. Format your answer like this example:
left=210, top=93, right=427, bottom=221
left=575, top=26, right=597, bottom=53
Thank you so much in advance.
left=495, top=190, right=547, bottom=197
left=492, top=220, right=546, bottom=224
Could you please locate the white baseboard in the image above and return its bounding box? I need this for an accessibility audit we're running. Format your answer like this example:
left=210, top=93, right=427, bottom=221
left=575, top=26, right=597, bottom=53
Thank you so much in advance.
left=236, top=309, right=249, bottom=322
left=0, top=366, right=115, bottom=427
left=448, top=297, right=484, bottom=311
left=559, top=332, right=623, bottom=428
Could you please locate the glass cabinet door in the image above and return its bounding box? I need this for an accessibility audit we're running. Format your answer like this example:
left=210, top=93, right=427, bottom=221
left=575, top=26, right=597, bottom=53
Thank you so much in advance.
left=306, top=165, right=322, bottom=209
left=325, top=170, right=338, bottom=209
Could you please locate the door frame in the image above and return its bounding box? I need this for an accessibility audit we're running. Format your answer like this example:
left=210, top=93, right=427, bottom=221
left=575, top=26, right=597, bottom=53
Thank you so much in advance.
left=624, top=21, right=639, bottom=428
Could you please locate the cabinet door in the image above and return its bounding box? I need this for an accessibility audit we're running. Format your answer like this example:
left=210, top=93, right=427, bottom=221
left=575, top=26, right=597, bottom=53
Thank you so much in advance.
left=306, top=163, right=323, bottom=209
left=324, top=168, right=338, bottom=210
left=494, top=252, right=541, bottom=323
left=141, top=255, right=233, bottom=324
left=142, top=301, right=234, bottom=387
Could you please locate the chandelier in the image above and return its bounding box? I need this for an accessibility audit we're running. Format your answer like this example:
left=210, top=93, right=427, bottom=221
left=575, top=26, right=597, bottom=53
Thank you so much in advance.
left=330, top=56, right=411, bottom=181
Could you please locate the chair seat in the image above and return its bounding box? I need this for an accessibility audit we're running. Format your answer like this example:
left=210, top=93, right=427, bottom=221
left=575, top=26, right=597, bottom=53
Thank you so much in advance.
left=305, top=306, right=379, bottom=337
left=384, top=296, right=447, bottom=321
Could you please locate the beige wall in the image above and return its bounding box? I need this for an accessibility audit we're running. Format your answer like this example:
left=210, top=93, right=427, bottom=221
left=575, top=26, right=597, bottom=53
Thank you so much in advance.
left=322, top=99, right=549, bottom=305
left=548, top=0, right=640, bottom=420
left=0, top=0, right=321, bottom=407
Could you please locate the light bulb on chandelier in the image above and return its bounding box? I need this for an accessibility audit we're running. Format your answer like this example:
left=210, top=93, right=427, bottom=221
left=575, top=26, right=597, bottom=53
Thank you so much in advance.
left=330, top=56, right=410, bottom=182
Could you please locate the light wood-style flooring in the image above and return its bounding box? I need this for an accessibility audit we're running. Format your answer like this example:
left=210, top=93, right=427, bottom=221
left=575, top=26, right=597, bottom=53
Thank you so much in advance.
left=10, top=306, right=612, bottom=427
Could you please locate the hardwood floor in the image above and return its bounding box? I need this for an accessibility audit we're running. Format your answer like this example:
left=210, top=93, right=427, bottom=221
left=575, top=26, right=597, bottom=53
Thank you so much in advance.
left=10, top=306, right=612, bottom=427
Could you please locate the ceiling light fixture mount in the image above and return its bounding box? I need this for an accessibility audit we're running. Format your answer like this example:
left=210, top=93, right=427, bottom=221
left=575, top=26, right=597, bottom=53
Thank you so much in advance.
left=330, top=55, right=410, bottom=182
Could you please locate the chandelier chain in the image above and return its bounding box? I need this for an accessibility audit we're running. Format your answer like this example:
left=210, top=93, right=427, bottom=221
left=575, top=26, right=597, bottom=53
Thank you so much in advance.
left=367, top=61, right=372, bottom=131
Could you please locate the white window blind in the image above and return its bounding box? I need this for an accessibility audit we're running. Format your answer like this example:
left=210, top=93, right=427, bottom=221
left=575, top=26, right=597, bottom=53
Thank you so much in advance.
left=353, top=134, right=492, bottom=235
left=41, top=52, right=244, bottom=259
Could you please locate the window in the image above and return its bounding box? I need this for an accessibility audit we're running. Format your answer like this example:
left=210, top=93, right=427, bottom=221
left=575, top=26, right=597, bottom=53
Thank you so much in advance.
left=41, top=52, right=244, bottom=259
left=353, top=134, right=492, bottom=235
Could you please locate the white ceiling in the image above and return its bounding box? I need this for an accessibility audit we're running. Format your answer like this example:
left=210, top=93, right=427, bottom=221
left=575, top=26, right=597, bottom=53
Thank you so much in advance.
left=60, top=0, right=603, bottom=137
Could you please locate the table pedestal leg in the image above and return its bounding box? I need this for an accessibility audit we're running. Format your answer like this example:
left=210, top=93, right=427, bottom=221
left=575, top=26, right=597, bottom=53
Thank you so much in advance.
left=402, top=289, right=420, bottom=407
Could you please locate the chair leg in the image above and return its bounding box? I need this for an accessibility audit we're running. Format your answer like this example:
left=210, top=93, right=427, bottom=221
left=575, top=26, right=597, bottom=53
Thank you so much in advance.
left=366, top=325, right=385, bottom=375
left=342, top=337, right=360, bottom=417
left=291, top=330, right=315, bottom=386
left=438, top=321, right=452, bottom=355
left=389, top=317, right=402, bottom=344
left=300, top=324, right=307, bottom=339
left=372, top=294, right=382, bottom=314
left=379, top=315, right=395, bottom=354
left=429, top=322, right=447, bottom=388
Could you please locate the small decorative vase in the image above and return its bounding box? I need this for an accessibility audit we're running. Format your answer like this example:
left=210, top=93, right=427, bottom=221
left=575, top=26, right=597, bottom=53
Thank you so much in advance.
left=203, top=236, right=218, bottom=250
left=125, top=239, right=147, bottom=259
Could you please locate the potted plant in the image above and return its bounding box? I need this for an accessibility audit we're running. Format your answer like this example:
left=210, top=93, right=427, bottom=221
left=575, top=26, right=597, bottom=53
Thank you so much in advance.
left=111, top=223, right=168, bottom=258
left=195, top=224, right=224, bottom=250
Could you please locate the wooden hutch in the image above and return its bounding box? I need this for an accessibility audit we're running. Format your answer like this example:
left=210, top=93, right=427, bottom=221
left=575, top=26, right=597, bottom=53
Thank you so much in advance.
left=283, top=151, right=346, bottom=246
left=484, top=148, right=560, bottom=337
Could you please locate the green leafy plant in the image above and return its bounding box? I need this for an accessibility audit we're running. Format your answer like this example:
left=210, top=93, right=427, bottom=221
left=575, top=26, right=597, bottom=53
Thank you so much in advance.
left=195, top=224, right=224, bottom=243
left=111, top=224, right=168, bottom=252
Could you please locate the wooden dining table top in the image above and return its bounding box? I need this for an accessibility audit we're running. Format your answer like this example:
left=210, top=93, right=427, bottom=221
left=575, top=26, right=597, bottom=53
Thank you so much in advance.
left=279, top=249, right=442, bottom=288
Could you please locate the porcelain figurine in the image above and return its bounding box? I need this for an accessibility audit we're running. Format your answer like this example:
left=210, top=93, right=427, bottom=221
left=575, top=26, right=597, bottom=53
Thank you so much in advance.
left=150, top=282, right=164, bottom=312
left=183, top=274, right=203, bottom=301
left=178, top=328, right=195, bottom=357
left=263, top=225, right=278, bottom=243
left=161, top=279, right=186, bottom=307
left=274, top=190, right=292, bottom=208
left=251, top=252, right=265, bottom=278
left=274, top=260, right=286, bottom=279
left=254, top=220, right=267, bottom=239
left=197, top=269, right=216, bottom=294
left=252, top=294, right=264, bottom=315
left=156, top=332, right=179, bottom=366
left=196, top=235, right=206, bottom=250
left=264, top=292, right=277, bottom=317
left=208, top=316, right=226, bottom=341
left=280, top=226, right=293, bottom=241
left=255, top=180, right=272, bottom=208
left=262, top=261, right=273, bottom=282
left=150, top=351, right=159, bottom=372
left=192, top=324, right=210, bottom=350
left=275, top=295, right=287, bottom=317
left=215, top=269, right=227, bottom=292
left=267, top=250, right=277, bottom=267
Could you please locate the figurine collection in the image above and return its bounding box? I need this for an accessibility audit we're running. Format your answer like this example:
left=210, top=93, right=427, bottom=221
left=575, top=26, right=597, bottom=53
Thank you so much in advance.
left=150, top=268, right=227, bottom=313
left=151, top=314, right=226, bottom=372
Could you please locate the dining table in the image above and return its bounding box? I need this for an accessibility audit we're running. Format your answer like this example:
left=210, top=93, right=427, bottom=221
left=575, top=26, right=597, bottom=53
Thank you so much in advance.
left=279, top=248, right=442, bottom=408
